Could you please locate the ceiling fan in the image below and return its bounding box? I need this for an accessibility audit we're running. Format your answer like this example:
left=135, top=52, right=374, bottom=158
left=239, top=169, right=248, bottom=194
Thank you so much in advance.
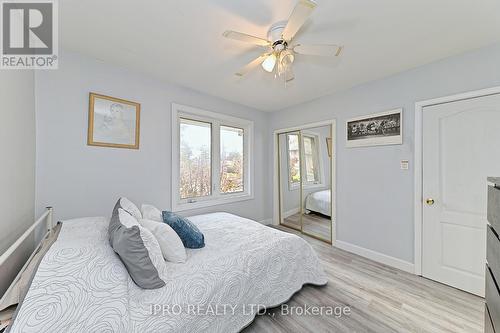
left=223, top=0, right=343, bottom=84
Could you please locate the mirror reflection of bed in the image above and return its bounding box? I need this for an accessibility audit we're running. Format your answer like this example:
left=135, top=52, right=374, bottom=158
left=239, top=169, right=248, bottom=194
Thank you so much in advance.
left=302, top=189, right=331, bottom=237
left=278, top=124, right=333, bottom=243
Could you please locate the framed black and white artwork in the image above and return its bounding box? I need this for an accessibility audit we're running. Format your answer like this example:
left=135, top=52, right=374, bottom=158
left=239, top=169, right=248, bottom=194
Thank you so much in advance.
left=346, top=108, right=402, bottom=148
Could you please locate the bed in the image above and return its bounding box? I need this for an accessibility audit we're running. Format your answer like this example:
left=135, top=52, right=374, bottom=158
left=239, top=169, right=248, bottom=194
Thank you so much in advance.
left=8, top=212, right=327, bottom=333
left=305, top=189, right=331, bottom=217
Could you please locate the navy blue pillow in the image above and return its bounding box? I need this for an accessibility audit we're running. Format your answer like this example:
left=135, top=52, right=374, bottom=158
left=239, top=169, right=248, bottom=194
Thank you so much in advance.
left=162, top=211, right=205, bottom=249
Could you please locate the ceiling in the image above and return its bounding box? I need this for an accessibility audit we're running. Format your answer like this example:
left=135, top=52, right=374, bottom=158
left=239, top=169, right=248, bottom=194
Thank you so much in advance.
left=60, top=0, right=500, bottom=111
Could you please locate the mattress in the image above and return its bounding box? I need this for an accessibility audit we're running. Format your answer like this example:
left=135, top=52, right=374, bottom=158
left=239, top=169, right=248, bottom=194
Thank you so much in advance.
left=305, top=189, right=331, bottom=217
left=9, top=213, right=327, bottom=333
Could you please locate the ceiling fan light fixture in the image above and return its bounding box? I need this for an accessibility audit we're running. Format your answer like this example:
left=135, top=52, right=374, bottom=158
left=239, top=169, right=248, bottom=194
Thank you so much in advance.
left=261, top=53, right=277, bottom=73
left=225, top=0, right=342, bottom=85
left=280, top=50, right=295, bottom=65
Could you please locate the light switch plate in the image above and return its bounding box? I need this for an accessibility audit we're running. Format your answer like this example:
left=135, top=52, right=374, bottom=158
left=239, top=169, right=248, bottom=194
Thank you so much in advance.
left=401, top=160, right=409, bottom=170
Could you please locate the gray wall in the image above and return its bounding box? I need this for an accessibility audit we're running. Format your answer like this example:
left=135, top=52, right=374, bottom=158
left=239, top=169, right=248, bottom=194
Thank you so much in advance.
left=270, top=42, right=500, bottom=263
left=0, top=71, right=36, bottom=297
left=0, top=71, right=36, bottom=254
left=35, top=51, right=270, bottom=222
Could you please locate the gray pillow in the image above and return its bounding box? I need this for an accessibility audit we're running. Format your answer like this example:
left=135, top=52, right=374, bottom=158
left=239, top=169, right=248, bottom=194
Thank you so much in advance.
left=109, top=199, right=166, bottom=289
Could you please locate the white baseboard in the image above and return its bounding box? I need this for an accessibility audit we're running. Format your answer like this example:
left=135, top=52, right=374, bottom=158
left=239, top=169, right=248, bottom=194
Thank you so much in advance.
left=283, top=208, right=300, bottom=218
left=258, top=218, right=273, bottom=225
left=335, top=240, right=415, bottom=274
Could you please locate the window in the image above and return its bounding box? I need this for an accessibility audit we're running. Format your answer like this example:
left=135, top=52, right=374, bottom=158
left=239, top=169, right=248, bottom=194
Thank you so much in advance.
left=303, top=135, right=320, bottom=183
left=179, top=119, right=212, bottom=199
left=287, top=134, right=301, bottom=185
left=220, top=126, right=244, bottom=194
left=172, top=104, right=253, bottom=211
left=287, top=133, right=321, bottom=189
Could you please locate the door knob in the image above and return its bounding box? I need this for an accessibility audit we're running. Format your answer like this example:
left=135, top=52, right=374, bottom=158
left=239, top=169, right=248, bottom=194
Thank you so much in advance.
left=426, top=198, right=435, bottom=205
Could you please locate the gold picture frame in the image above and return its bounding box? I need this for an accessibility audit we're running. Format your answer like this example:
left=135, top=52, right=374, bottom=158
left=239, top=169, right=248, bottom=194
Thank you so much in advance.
left=88, top=93, right=141, bottom=149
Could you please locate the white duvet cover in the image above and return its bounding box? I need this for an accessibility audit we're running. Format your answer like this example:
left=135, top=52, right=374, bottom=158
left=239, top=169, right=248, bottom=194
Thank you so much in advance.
left=9, top=213, right=327, bottom=333
left=305, top=189, right=331, bottom=217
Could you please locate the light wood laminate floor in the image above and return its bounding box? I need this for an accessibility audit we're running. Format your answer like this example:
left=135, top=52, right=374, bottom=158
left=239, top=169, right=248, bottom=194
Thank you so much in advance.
left=243, top=225, right=484, bottom=333
left=283, top=212, right=331, bottom=240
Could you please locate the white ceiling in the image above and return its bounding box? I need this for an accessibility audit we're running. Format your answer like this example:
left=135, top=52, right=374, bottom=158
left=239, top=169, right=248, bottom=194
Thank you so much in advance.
left=60, top=0, right=500, bottom=111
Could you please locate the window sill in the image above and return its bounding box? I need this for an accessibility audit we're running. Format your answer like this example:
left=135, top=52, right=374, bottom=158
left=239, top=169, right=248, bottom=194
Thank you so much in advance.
left=288, top=183, right=325, bottom=192
left=172, top=193, right=254, bottom=212
left=304, top=183, right=326, bottom=190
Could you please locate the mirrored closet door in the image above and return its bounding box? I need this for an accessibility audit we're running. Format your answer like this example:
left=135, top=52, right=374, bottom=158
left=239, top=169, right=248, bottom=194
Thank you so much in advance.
left=299, top=125, right=332, bottom=242
left=278, top=124, right=333, bottom=243
left=278, top=131, right=302, bottom=231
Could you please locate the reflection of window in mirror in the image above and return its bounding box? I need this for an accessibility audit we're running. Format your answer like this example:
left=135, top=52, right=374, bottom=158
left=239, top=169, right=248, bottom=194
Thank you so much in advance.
left=303, top=135, right=320, bottom=184
left=286, top=133, right=322, bottom=190
left=286, top=133, right=301, bottom=188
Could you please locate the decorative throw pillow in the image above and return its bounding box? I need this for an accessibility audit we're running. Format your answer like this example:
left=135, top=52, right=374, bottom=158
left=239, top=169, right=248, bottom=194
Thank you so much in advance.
left=117, top=197, right=142, bottom=220
left=109, top=201, right=165, bottom=289
left=162, top=211, right=205, bottom=249
left=141, top=204, right=162, bottom=222
left=139, top=219, right=187, bottom=263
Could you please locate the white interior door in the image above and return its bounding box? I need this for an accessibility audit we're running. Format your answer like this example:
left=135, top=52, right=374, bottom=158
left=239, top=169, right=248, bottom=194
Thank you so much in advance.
left=422, top=93, right=500, bottom=296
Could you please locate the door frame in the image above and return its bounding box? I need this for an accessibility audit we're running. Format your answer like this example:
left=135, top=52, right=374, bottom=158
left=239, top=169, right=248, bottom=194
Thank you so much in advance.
left=272, top=119, right=337, bottom=245
left=414, top=86, right=500, bottom=275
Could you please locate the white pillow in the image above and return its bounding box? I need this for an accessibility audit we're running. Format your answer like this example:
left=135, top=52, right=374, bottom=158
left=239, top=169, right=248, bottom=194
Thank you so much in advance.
left=118, top=208, right=139, bottom=228
left=137, top=224, right=167, bottom=276
left=141, top=204, right=162, bottom=222
left=119, top=197, right=142, bottom=220
left=139, top=218, right=187, bottom=263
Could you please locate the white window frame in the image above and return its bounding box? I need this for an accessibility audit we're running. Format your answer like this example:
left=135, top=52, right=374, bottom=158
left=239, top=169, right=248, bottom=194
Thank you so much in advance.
left=172, top=103, right=254, bottom=212
left=286, top=132, right=324, bottom=191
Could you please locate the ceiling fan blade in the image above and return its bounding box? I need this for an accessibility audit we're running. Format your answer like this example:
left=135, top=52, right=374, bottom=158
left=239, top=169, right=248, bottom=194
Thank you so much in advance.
left=223, top=30, right=270, bottom=47
left=293, top=44, right=343, bottom=57
left=235, top=53, right=270, bottom=77
left=282, top=0, right=317, bottom=41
